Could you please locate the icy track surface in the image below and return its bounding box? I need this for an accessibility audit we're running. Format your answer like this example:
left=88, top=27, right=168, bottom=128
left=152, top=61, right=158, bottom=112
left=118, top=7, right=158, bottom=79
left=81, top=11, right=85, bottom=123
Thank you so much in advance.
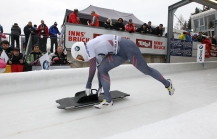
left=0, top=62, right=217, bottom=139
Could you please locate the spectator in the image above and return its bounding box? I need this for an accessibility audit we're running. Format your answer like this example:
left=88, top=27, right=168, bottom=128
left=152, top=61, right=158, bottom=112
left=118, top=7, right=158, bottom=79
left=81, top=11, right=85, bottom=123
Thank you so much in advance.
left=125, top=19, right=136, bottom=33
left=49, top=46, right=69, bottom=65
left=49, top=22, right=60, bottom=53
left=136, top=23, right=147, bottom=34
left=0, top=24, right=3, bottom=33
left=114, top=18, right=125, bottom=31
left=24, top=21, right=37, bottom=48
left=154, top=24, right=163, bottom=37
left=33, top=24, right=38, bottom=45
left=192, top=34, right=198, bottom=42
left=147, top=21, right=153, bottom=34
left=26, top=44, right=43, bottom=66
left=7, top=48, right=24, bottom=72
left=104, top=18, right=113, bottom=29
left=202, top=36, right=211, bottom=56
left=7, top=48, right=23, bottom=65
left=211, top=35, right=216, bottom=45
left=178, top=32, right=186, bottom=40
left=37, top=20, right=49, bottom=53
left=68, top=9, right=79, bottom=24
left=186, top=32, right=192, bottom=41
left=196, top=31, right=203, bottom=42
left=0, top=40, right=13, bottom=59
left=88, top=11, right=99, bottom=27
left=11, top=23, right=21, bottom=48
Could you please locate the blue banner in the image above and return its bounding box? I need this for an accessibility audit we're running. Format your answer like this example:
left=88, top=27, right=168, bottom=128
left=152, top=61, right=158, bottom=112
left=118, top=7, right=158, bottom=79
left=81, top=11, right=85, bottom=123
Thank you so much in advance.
left=170, top=39, right=193, bottom=57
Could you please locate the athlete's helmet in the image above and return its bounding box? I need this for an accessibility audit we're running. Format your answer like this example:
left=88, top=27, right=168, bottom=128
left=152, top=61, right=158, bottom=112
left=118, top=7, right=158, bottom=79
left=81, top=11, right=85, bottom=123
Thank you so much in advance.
left=71, top=42, right=89, bottom=62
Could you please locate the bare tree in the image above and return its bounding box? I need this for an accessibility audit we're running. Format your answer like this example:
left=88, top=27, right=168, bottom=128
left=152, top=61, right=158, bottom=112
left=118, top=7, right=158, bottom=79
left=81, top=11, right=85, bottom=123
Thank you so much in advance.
left=178, top=14, right=185, bottom=29
left=174, top=22, right=180, bottom=30
left=174, top=14, right=185, bottom=30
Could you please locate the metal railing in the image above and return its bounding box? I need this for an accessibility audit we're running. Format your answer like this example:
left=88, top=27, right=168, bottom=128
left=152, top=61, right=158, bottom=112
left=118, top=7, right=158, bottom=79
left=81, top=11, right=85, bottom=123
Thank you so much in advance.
left=0, top=33, right=63, bottom=54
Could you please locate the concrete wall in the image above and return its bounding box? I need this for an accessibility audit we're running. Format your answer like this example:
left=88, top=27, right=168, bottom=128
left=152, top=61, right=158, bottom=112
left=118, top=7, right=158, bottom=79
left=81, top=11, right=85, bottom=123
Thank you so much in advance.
left=0, top=61, right=216, bottom=95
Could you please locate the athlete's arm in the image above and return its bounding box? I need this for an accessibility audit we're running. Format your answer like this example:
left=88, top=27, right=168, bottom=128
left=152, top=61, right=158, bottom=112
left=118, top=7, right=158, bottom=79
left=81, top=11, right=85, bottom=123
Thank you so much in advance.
left=86, top=57, right=96, bottom=89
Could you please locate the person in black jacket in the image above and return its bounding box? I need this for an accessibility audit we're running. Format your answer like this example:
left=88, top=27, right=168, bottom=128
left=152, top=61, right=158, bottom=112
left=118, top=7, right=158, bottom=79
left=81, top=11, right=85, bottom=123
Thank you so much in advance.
left=8, top=48, right=23, bottom=65
left=154, top=24, right=163, bottom=37
left=211, top=35, right=216, bottom=45
left=114, top=18, right=125, bottom=31
left=49, top=46, right=69, bottom=65
left=136, top=23, right=147, bottom=34
left=147, top=21, right=153, bottom=34
left=104, top=18, right=113, bottom=29
left=0, top=40, right=13, bottom=59
left=11, top=23, right=21, bottom=48
left=23, top=21, right=37, bottom=48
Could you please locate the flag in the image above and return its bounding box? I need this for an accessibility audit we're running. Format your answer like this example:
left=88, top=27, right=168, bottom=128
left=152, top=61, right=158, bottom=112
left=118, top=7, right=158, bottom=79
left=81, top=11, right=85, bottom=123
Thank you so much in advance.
left=39, top=52, right=50, bottom=70
left=0, top=50, right=9, bottom=63
left=25, top=34, right=32, bottom=56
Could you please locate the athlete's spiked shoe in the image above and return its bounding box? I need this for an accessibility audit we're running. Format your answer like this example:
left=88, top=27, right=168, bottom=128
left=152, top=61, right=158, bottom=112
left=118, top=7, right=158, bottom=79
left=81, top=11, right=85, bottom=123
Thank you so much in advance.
left=166, top=79, right=175, bottom=95
left=94, top=99, right=113, bottom=109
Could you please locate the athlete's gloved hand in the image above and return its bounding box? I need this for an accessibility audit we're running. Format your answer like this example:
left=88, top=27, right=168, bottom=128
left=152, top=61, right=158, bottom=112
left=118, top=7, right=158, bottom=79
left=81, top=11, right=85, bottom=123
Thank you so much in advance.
left=85, top=88, right=91, bottom=96
left=96, top=87, right=102, bottom=97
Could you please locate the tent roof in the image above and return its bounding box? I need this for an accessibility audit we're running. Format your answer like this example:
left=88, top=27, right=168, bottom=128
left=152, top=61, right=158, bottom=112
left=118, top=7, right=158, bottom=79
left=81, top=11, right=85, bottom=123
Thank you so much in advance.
left=65, top=5, right=145, bottom=25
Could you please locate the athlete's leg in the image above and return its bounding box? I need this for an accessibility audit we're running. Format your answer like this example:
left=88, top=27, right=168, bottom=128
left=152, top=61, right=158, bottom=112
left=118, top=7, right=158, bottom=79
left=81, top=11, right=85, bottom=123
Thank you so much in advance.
left=98, top=54, right=127, bottom=102
left=118, top=39, right=170, bottom=87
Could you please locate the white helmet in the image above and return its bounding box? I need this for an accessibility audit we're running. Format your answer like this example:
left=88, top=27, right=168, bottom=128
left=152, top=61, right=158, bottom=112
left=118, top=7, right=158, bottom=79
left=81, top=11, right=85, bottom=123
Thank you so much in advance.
left=71, top=42, right=89, bottom=62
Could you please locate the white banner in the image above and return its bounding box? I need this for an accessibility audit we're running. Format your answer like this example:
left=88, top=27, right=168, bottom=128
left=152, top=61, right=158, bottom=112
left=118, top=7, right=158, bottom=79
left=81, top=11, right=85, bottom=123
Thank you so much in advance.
left=39, top=53, right=50, bottom=70
left=64, top=24, right=167, bottom=55
left=197, top=44, right=205, bottom=63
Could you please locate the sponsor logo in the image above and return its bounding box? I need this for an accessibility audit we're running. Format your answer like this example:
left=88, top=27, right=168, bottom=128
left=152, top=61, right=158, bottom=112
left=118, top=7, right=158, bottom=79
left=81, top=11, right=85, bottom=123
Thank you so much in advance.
left=136, top=39, right=152, bottom=48
left=74, top=46, right=80, bottom=51
left=210, top=52, right=217, bottom=57
left=211, top=45, right=217, bottom=51
left=154, top=41, right=165, bottom=50
left=68, top=31, right=90, bottom=43
left=199, top=45, right=203, bottom=49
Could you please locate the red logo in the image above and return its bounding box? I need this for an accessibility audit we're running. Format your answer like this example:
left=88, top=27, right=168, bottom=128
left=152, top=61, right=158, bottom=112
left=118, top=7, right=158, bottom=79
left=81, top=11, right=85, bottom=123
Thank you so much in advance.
left=68, top=31, right=90, bottom=43
left=93, top=33, right=102, bottom=38
left=154, top=41, right=166, bottom=50
left=136, top=39, right=152, bottom=48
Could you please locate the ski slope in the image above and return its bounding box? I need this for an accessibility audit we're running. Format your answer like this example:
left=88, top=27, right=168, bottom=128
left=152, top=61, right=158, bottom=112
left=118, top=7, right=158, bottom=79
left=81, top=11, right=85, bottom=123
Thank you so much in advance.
left=0, top=62, right=217, bottom=139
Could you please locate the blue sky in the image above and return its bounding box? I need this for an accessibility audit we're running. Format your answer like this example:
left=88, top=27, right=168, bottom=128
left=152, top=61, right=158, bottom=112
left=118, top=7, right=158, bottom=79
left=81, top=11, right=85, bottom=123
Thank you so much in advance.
left=0, top=0, right=203, bottom=33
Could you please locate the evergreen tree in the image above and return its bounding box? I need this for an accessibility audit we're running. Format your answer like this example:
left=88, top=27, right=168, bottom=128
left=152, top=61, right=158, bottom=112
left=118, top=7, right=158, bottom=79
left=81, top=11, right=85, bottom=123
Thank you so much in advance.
left=182, top=21, right=188, bottom=30
left=187, top=18, right=191, bottom=30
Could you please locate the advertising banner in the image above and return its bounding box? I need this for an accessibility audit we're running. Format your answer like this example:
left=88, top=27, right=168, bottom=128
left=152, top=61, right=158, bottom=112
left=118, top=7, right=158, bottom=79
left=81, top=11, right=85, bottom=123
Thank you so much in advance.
left=170, top=39, right=193, bottom=57
left=65, top=24, right=167, bottom=55
left=210, top=45, right=217, bottom=57
left=197, top=44, right=205, bottom=63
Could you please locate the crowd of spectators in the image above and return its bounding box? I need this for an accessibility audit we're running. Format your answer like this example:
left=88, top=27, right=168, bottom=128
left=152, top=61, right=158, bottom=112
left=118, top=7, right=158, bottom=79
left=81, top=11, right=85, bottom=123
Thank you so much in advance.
left=0, top=19, right=72, bottom=72
left=178, top=30, right=216, bottom=45
left=0, top=20, right=61, bottom=54
left=68, top=9, right=164, bottom=37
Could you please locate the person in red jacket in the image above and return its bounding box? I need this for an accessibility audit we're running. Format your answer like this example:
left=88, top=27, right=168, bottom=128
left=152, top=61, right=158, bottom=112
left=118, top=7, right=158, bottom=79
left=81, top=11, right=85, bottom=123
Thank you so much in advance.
left=125, top=19, right=136, bottom=33
left=37, top=20, right=49, bottom=53
left=202, top=36, right=211, bottom=58
left=68, top=9, right=79, bottom=24
left=88, top=11, right=99, bottom=27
